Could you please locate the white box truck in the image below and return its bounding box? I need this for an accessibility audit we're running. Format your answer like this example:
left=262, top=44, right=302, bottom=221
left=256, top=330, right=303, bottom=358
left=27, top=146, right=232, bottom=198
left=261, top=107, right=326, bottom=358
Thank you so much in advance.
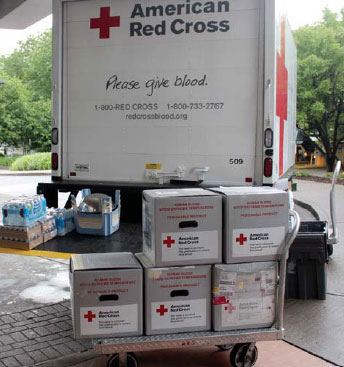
left=50, top=0, right=296, bottom=185
left=39, top=0, right=297, bottom=218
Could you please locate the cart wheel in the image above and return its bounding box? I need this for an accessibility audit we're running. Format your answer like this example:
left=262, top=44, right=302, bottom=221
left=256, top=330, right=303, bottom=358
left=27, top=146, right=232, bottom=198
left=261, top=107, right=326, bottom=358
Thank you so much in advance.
left=107, top=353, right=138, bottom=367
left=328, top=244, right=334, bottom=257
left=229, top=343, right=258, bottom=367
left=217, top=344, right=234, bottom=351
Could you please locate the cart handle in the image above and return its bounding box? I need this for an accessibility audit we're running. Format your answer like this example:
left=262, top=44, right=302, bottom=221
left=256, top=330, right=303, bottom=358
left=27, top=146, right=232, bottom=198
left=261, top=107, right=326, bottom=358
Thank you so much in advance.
left=276, top=209, right=300, bottom=330
left=328, top=160, right=341, bottom=245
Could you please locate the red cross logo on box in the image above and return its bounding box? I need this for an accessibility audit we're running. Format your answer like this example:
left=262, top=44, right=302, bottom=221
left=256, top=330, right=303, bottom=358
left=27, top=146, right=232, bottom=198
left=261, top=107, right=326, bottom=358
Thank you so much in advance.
left=84, top=311, right=96, bottom=323
left=156, top=305, right=168, bottom=316
left=225, top=303, right=236, bottom=313
left=90, top=7, right=120, bottom=39
left=163, top=236, right=175, bottom=249
left=236, top=234, right=247, bottom=246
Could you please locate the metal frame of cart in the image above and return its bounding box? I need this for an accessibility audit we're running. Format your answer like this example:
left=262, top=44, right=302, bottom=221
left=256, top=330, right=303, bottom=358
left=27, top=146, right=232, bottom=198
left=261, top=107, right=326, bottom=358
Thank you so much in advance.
left=92, top=210, right=300, bottom=367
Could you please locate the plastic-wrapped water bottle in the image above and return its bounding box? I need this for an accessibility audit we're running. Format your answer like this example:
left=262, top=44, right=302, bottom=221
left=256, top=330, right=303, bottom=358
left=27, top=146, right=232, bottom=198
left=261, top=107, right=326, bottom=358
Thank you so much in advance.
left=2, top=202, right=9, bottom=226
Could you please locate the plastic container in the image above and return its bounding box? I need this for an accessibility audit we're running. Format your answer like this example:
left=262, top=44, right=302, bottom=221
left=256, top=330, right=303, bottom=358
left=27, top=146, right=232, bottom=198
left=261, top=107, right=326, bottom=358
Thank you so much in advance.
left=285, top=221, right=328, bottom=300
left=72, top=190, right=120, bottom=236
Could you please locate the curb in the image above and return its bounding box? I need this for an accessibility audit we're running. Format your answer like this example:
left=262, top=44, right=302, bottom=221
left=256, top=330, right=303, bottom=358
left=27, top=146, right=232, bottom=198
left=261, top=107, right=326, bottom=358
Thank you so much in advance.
left=294, top=199, right=320, bottom=221
left=0, top=170, right=51, bottom=176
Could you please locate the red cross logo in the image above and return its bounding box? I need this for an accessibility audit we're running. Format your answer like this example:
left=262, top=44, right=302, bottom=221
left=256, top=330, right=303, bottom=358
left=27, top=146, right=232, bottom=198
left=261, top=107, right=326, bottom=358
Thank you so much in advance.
left=225, top=303, right=236, bottom=313
left=84, top=311, right=96, bottom=323
left=276, top=17, right=288, bottom=177
left=236, top=234, right=247, bottom=246
left=90, top=7, right=120, bottom=39
left=163, top=236, right=175, bottom=249
left=156, top=305, right=168, bottom=316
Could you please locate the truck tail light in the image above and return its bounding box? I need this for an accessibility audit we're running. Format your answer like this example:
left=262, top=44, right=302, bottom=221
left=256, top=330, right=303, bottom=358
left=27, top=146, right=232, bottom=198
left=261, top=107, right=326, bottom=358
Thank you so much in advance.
left=264, top=158, right=273, bottom=177
left=264, top=128, right=273, bottom=148
left=52, top=128, right=58, bottom=145
left=52, top=153, right=58, bottom=170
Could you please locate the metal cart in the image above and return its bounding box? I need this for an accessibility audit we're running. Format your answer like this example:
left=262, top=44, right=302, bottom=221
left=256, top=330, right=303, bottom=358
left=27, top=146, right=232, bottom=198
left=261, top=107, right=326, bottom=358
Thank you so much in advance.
left=93, top=210, right=300, bottom=367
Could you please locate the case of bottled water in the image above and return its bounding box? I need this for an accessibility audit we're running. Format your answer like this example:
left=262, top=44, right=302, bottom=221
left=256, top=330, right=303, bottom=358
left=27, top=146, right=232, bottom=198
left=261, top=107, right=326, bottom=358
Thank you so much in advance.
left=2, top=195, right=47, bottom=227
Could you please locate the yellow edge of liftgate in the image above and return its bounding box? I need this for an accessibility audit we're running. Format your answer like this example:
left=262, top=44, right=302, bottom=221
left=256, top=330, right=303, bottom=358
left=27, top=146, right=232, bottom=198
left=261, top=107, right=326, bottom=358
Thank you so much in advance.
left=0, top=247, right=72, bottom=259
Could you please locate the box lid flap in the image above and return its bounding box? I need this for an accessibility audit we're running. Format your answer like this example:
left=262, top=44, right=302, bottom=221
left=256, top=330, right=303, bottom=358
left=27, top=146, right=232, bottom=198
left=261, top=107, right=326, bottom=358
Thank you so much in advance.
left=210, top=186, right=286, bottom=196
left=71, top=252, right=141, bottom=271
left=143, top=188, right=219, bottom=199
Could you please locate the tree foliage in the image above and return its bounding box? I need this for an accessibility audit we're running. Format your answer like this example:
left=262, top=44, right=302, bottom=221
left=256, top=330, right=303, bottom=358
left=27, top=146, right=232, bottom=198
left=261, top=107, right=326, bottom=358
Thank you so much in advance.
left=0, top=30, right=52, bottom=152
left=295, top=9, right=344, bottom=171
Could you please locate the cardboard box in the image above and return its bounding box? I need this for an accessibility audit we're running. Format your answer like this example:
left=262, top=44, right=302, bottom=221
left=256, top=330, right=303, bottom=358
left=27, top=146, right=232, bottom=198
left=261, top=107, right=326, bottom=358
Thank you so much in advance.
left=143, top=188, right=222, bottom=267
left=39, top=216, right=56, bottom=233
left=0, top=223, right=43, bottom=250
left=0, top=235, right=43, bottom=250
left=43, top=228, right=57, bottom=243
left=212, top=262, right=277, bottom=331
left=70, top=252, right=143, bottom=339
left=40, top=216, right=58, bottom=243
left=211, top=187, right=289, bottom=263
left=137, top=252, right=211, bottom=335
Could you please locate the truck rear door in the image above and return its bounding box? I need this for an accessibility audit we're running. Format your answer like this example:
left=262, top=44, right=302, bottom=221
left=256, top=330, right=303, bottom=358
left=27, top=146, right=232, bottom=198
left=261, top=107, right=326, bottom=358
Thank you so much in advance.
left=52, top=0, right=265, bottom=185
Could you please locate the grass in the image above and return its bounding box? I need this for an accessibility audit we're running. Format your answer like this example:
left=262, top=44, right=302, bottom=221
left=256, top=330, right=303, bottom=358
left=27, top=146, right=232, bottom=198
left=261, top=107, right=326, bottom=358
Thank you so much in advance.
left=326, top=172, right=344, bottom=180
left=294, top=170, right=310, bottom=177
left=9, top=153, right=51, bottom=171
left=0, top=156, right=19, bottom=167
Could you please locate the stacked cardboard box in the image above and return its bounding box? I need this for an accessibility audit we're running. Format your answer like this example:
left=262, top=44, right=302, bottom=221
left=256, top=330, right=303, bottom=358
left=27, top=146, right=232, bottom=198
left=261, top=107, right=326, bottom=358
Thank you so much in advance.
left=0, top=215, right=57, bottom=250
left=211, top=187, right=289, bottom=263
left=210, top=187, right=288, bottom=331
left=0, top=222, right=43, bottom=250
left=69, top=186, right=289, bottom=339
left=139, top=188, right=222, bottom=334
left=212, top=262, right=278, bottom=331
left=0, top=195, right=58, bottom=250
left=142, top=188, right=222, bottom=266
left=141, top=186, right=288, bottom=334
left=69, top=253, right=143, bottom=339
left=137, top=252, right=211, bottom=335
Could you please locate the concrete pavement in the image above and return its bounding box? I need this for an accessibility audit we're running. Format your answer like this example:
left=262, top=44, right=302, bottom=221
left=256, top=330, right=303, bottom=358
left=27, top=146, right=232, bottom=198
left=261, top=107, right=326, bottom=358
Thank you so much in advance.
left=284, top=179, right=344, bottom=366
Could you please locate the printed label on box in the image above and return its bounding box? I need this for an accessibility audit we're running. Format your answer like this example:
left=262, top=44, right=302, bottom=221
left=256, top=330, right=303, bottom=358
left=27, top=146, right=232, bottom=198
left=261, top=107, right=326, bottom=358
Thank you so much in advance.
left=261, top=269, right=277, bottom=295
left=232, top=227, right=285, bottom=258
left=219, top=272, right=237, bottom=299
left=80, top=305, right=138, bottom=336
left=161, top=231, right=218, bottom=261
left=220, top=296, right=273, bottom=326
left=151, top=299, right=206, bottom=330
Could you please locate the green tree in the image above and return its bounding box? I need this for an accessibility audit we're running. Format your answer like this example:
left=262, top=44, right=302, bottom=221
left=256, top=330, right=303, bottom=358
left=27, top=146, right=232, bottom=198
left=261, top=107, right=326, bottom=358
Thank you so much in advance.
left=295, top=9, right=344, bottom=171
left=0, top=30, right=52, bottom=101
left=0, top=30, right=52, bottom=153
left=0, top=74, right=51, bottom=152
